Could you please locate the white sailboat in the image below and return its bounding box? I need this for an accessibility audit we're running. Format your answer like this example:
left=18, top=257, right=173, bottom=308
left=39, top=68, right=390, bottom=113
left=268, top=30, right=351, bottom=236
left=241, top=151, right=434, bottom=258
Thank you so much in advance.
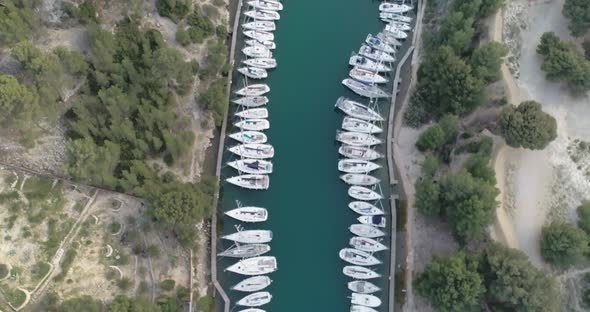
left=248, top=0, right=283, bottom=11
left=350, top=236, right=388, bottom=253
left=349, top=201, right=385, bottom=216
left=351, top=306, right=378, bottom=312
left=384, top=24, right=408, bottom=39
left=348, top=280, right=381, bottom=294
left=348, top=186, right=382, bottom=201
left=349, top=55, right=391, bottom=72
left=237, top=291, right=272, bottom=307
left=229, top=131, right=268, bottom=144
left=379, top=3, right=413, bottom=13
left=232, top=276, right=273, bottom=292
left=245, top=39, right=276, bottom=50
left=336, top=130, right=382, bottom=147
left=349, top=224, right=385, bottom=238
left=234, top=118, right=270, bottom=131
left=243, top=30, right=274, bottom=42
left=235, top=84, right=270, bottom=96
left=225, top=207, right=268, bottom=222
left=343, top=266, right=381, bottom=279
left=349, top=67, right=388, bottom=85
left=358, top=215, right=386, bottom=228
left=222, top=230, right=273, bottom=244
left=226, top=174, right=270, bottom=190
left=387, top=21, right=411, bottom=31
left=244, top=10, right=280, bottom=21
left=365, top=34, right=397, bottom=53
left=338, top=159, right=381, bottom=174
left=339, top=248, right=381, bottom=266
left=232, top=96, right=269, bottom=107
left=351, top=293, right=382, bottom=308
left=243, top=46, right=272, bottom=58
left=219, top=244, right=271, bottom=258
left=376, top=32, right=402, bottom=47
left=379, top=12, right=413, bottom=23
left=342, top=78, right=390, bottom=98
left=243, top=57, right=277, bottom=69
left=238, top=67, right=268, bottom=79
left=228, top=159, right=273, bottom=174
left=340, top=173, right=380, bottom=186
left=358, top=45, right=395, bottom=63
left=335, top=97, right=383, bottom=121
left=226, top=256, right=278, bottom=275
left=229, top=143, right=274, bottom=159
left=236, top=108, right=269, bottom=119
left=342, top=117, right=383, bottom=134
left=339, top=145, right=383, bottom=161
left=242, top=21, right=276, bottom=32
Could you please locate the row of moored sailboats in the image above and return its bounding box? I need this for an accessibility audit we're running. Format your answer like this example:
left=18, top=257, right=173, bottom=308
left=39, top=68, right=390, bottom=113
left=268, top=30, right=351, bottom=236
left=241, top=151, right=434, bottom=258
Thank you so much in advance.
left=221, top=1, right=284, bottom=311
left=336, top=2, right=415, bottom=312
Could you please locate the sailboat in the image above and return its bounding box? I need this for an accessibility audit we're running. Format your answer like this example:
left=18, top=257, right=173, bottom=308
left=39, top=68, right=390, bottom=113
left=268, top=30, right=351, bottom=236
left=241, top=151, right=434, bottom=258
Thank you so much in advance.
left=229, top=131, right=267, bottom=144
left=349, top=236, right=388, bottom=253
left=339, top=248, right=381, bottom=266
left=242, top=21, right=276, bottom=32
left=243, top=57, right=277, bottom=69
left=245, top=39, right=276, bottom=50
left=219, top=244, right=271, bottom=258
left=340, top=173, right=381, bottom=186
left=376, top=32, right=402, bottom=47
left=386, top=21, right=412, bottom=31
left=226, top=256, right=278, bottom=275
left=336, top=130, right=382, bottom=147
left=243, top=30, right=274, bottom=42
left=379, top=2, right=413, bottom=13
left=349, top=55, right=392, bottom=72
left=222, top=230, right=273, bottom=244
left=227, top=159, right=273, bottom=174
left=380, top=12, right=413, bottom=23
left=365, top=34, right=397, bottom=53
left=351, top=293, right=382, bottom=308
left=232, top=275, right=273, bottom=292
left=248, top=0, right=283, bottom=11
left=342, top=78, right=390, bottom=98
left=358, top=45, right=396, bottom=63
left=244, top=10, right=280, bottom=21
left=232, top=96, right=269, bottom=107
left=384, top=24, right=408, bottom=39
left=238, top=67, right=268, bottom=79
left=226, top=174, right=270, bottom=190
left=234, top=118, right=270, bottom=131
left=349, top=224, right=385, bottom=238
left=350, top=306, right=378, bottom=312
left=348, top=280, right=381, bottom=294
left=229, top=143, right=274, bottom=159
left=243, top=46, right=272, bottom=58
left=348, top=186, right=383, bottom=201
left=225, top=206, right=268, bottom=222
left=236, top=291, right=272, bottom=307
left=349, top=201, right=385, bottom=216
left=342, top=117, right=383, bottom=134
left=349, top=67, right=388, bottom=85
left=339, top=145, right=383, bottom=161
left=343, top=266, right=381, bottom=279
left=335, top=97, right=384, bottom=121
left=358, top=215, right=387, bottom=228
left=338, top=159, right=381, bottom=174
left=235, top=108, right=269, bottom=119
left=235, top=84, right=270, bottom=96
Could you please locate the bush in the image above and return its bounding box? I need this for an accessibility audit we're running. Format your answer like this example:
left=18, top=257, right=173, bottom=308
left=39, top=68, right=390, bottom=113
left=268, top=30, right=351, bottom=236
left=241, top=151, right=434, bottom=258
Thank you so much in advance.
left=415, top=178, right=441, bottom=216
left=470, top=42, right=508, bottom=83
left=541, top=222, right=589, bottom=268
left=563, top=0, right=590, bottom=37
left=577, top=202, right=590, bottom=234
left=145, top=244, right=160, bottom=258
left=416, top=125, right=445, bottom=151
left=160, top=279, right=176, bottom=291
left=464, top=154, right=496, bottom=184
left=118, top=277, right=132, bottom=290
left=498, top=101, right=557, bottom=150
left=31, top=261, right=50, bottom=281
left=0, top=264, right=8, bottom=279
left=198, top=79, right=228, bottom=126
left=176, top=286, right=190, bottom=302
left=175, top=28, right=191, bottom=46
left=156, top=0, right=190, bottom=22
left=215, top=25, right=227, bottom=38
left=421, top=156, right=440, bottom=177
left=197, top=295, right=214, bottom=311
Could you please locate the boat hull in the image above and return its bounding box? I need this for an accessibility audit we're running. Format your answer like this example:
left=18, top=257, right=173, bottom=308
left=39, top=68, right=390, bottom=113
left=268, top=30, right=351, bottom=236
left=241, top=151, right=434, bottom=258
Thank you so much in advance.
left=335, top=97, right=384, bottom=121
left=236, top=291, right=272, bottom=307
left=245, top=39, right=276, bottom=50
left=343, top=265, right=381, bottom=279
left=225, top=206, right=268, bottom=222
left=222, top=230, right=273, bottom=244
left=348, top=186, right=383, bottom=201
left=242, top=21, right=276, bottom=32
left=234, top=119, right=270, bottom=131
left=226, top=256, right=277, bottom=276
left=232, top=275, right=272, bottom=292
left=348, top=280, right=381, bottom=294
left=351, top=293, right=382, bottom=308
left=342, top=117, right=383, bottom=134
left=339, top=248, right=381, bottom=266
left=349, top=224, right=385, bottom=238
left=350, top=236, right=388, bottom=253
left=229, top=144, right=275, bottom=159
left=228, top=131, right=268, bottom=144
left=349, top=67, right=389, bottom=84
left=339, top=145, right=383, bottom=161
left=243, top=30, right=274, bottom=42
left=358, top=215, right=387, bottom=228
left=219, top=244, right=271, bottom=258
left=340, top=173, right=380, bottom=186
left=226, top=174, right=270, bottom=190
left=244, top=10, right=280, bottom=21
left=243, top=46, right=272, bottom=58
left=343, top=78, right=390, bottom=99
left=238, top=67, right=268, bottom=79
left=338, top=159, right=381, bottom=174
left=243, top=57, right=277, bottom=69
left=349, top=201, right=384, bottom=216
left=235, top=108, right=269, bottom=119
left=228, top=159, right=273, bottom=174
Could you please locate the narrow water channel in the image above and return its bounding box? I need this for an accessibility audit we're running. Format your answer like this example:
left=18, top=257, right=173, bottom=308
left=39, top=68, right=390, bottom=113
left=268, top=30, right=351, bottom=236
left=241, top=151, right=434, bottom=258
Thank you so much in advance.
left=219, top=1, right=396, bottom=310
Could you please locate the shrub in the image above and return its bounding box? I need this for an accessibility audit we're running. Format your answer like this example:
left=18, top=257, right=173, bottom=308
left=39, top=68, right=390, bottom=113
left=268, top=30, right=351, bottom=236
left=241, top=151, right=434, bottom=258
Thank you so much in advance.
left=176, top=28, right=191, bottom=46
left=197, top=295, right=214, bottom=311
left=118, top=277, right=132, bottom=290
left=541, top=222, right=589, bottom=268
left=577, top=202, right=590, bottom=234
left=0, top=264, right=8, bottom=279
left=160, top=279, right=176, bottom=291
left=498, top=101, right=557, bottom=150
left=156, top=0, right=190, bottom=22
left=416, top=125, right=445, bottom=151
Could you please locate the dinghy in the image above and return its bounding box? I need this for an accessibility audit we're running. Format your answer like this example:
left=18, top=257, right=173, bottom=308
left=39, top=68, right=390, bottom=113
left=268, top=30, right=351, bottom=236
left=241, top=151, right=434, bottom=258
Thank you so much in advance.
left=350, top=236, right=388, bottom=253
left=243, top=57, right=277, bottom=69
left=338, top=159, right=381, bottom=174
left=376, top=32, right=402, bottom=47
left=243, top=46, right=272, bottom=58
left=342, top=78, right=390, bottom=98
left=227, top=256, right=277, bottom=276
left=238, top=67, right=268, bottom=79
left=349, top=201, right=385, bottom=216
left=358, top=215, right=387, bottom=228
left=349, top=186, right=383, bottom=201
left=235, top=84, right=270, bottom=96
left=342, top=117, right=383, bottom=134
left=236, top=108, right=269, bottom=119
left=351, top=293, right=381, bottom=308
left=349, top=55, right=392, bottom=72
left=225, top=207, right=268, bottom=222
left=349, top=67, right=388, bottom=85
left=242, top=21, right=276, bottom=32
left=244, top=10, right=280, bottom=21
left=232, top=96, right=269, bottom=107
left=339, top=145, right=383, bottom=161
left=232, top=276, right=273, bottom=292
left=384, top=24, right=408, bottom=39
left=248, top=0, right=283, bottom=11
left=380, top=12, right=413, bottom=23
left=349, top=224, right=385, bottom=238
left=343, top=266, right=381, bottom=279
left=358, top=45, right=395, bottom=63
left=219, top=244, right=271, bottom=258
left=229, top=143, right=274, bottom=159
left=234, top=118, right=270, bottom=131
left=339, top=248, right=381, bottom=266
left=237, top=291, right=272, bottom=307
left=340, top=173, right=380, bottom=186
left=365, top=34, right=396, bottom=53
left=245, top=39, right=276, bottom=50
left=348, top=280, right=381, bottom=294
left=226, top=174, right=270, bottom=190
left=228, top=159, right=273, bottom=174
left=243, top=30, right=274, bottom=42
left=379, top=3, right=413, bottom=13
left=228, top=131, right=268, bottom=144
left=335, top=97, right=383, bottom=121
left=222, top=230, right=273, bottom=244
left=336, top=130, right=382, bottom=147
left=351, top=306, right=378, bottom=312
left=386, top=21, right=412, bottom=31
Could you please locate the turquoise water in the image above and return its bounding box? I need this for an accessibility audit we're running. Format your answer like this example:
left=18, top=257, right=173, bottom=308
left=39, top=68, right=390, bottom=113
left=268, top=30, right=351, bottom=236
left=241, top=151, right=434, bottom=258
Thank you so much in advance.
left=220, top=0, right=395, bottom=310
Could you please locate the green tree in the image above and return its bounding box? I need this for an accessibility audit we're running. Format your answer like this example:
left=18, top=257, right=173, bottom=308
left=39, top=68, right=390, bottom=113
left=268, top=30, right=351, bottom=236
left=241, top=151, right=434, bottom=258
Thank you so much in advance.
left=479, top=243, right=560, bottom=312
left=416, top=125, right=445, bottom=151
left=160, top=279, right=176, bottom=291
left=577, top=202, right=590, bottom=234
left=438, top=114, right=460, bottom=143
left=156, top=0, right=190, bottom=22
left=175, top=27, right=190, bottom=46
left=65, top=138, right=121, bottom=187
left=470, top=42, right=508, bottom=83
left=439, top=12, right=476, bottom=54
left=498, top=101, right=557, bottom=150
left=464, top=154, right=496, bottom=184
left=541, top=222, right=589, bottom=268
left=58, top=295, right=102, bottom=312
left=479, top=0, right=505, bottom=17
left=563, top=0, right=590, bottom=37
left=198, top=78, right=228, bottom=126
left=415, top=178, right=441, bottom=216
left=415, top=252, right=484, bottom=312
left=0, top=3, right=38, bottom=47
left=421, top=156, right=441, bottom=177
left=440, top=170, right=498, bottom=241
left=0, top=74, right=39, bottom=126
left=108, top=295, right=160, bottom=312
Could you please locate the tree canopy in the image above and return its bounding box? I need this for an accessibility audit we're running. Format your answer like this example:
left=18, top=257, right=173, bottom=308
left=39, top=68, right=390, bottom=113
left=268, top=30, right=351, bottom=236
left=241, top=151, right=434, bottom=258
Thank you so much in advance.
left=415, top=177, right=441, bottom=217
left=470, top=42, right=507, bottom=83
left=563, top=0, right=590, bottom=37
left=541, top=222, right=589, bottom=268
left=577, top=202, right=590, bottom=234
left=0, top=1, right=38, bottom=47
left=497, top=101, right=557, bottom=150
